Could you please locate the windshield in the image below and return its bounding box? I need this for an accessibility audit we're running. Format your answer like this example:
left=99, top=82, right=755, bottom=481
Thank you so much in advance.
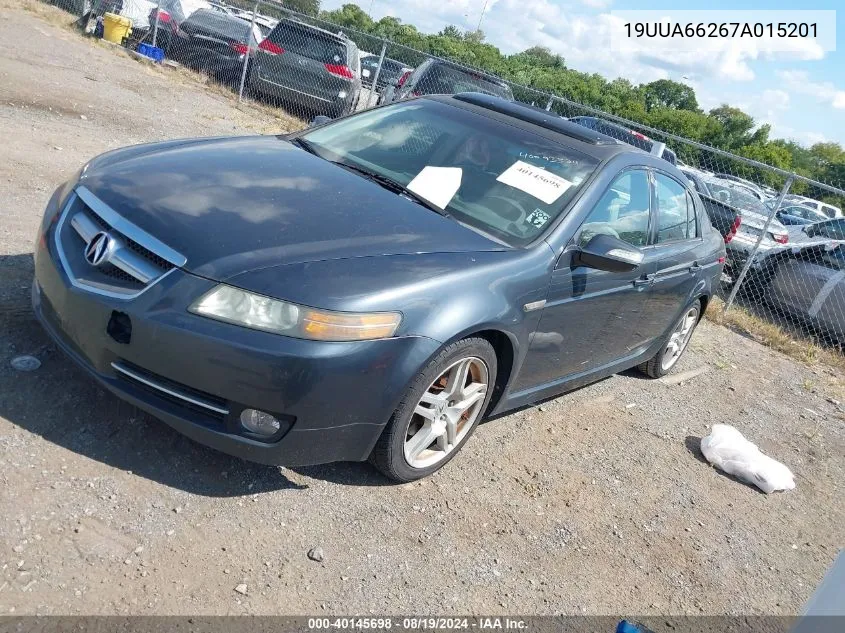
left=703, top=178, right=768, bottom=215
left=267, top=21, right=347, bottom=63
left=418, top=65, right=513, bottom=100
left=301, top=100, right=599, bottom=246
left=807, top=219, right=845, bottom=240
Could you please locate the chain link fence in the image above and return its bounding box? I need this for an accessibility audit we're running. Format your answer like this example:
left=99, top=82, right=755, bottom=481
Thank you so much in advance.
left=52, top=0, right=845, bottom=349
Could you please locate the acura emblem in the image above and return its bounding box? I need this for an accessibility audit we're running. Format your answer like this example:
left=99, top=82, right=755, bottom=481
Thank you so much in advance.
left=84, top=231, right=113, bottom=267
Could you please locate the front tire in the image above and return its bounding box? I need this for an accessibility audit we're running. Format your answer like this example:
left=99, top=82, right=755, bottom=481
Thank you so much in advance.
left=370, top=337, right=497, bottom=482
left=639, top=301, right=701, bottom=378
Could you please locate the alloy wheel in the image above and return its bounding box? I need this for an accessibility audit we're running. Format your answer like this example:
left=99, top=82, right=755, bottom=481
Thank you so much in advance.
left=403, top=356, right=489, bottom=469
left=661, top=307, right=699, bottom=371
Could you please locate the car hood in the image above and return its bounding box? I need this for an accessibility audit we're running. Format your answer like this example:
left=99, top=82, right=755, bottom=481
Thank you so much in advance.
left=79, top=136, right=504, bottom=280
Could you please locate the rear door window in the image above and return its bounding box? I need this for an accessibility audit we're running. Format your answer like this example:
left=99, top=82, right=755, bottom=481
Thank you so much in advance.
left=654, top=173, right=697, bottom=243
left=268, top=22, right=346, bottom=63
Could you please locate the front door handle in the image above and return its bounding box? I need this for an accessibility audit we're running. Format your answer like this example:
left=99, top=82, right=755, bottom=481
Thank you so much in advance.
left=633, top=275, right=654, bottom=287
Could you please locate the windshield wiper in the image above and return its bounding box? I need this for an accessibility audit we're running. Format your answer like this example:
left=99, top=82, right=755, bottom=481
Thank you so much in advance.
left=333, top=161, right=450, bottom=218
left=289, top=136, right=320, bottom=157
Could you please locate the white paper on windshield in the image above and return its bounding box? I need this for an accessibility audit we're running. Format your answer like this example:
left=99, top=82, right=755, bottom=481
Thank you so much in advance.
left=496, top=160, right=573, bottom=204
left=362, top=69, right=371, bottom=77
left=406, top=167, right=463, bottom=210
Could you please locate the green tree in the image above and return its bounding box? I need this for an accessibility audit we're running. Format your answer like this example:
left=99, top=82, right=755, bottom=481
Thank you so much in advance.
left=642, top=79, right=699, bottom=112
left=284, top=0, right=320, bottom=16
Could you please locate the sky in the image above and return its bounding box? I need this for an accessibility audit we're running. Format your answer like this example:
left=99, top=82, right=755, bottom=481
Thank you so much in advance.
left=321, top=0, right=845, bottom=148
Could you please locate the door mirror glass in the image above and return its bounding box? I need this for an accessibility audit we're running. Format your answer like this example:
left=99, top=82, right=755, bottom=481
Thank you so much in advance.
left=574, top=233, right=644, bottom=273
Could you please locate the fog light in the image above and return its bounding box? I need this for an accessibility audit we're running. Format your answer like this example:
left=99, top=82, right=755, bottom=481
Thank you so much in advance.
left=240, top=409, right=281, bottom=437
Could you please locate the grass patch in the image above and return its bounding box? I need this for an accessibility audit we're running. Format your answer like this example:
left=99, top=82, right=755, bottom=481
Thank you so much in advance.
left=705, top=296, right=845, bottom=374
left=11, top=0, right=307, bottom=136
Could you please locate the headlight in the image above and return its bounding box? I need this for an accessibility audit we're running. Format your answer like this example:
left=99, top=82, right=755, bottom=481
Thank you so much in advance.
left=41, top=163, right=88, bottom=234
left=189, top=285, right=402, bottom=341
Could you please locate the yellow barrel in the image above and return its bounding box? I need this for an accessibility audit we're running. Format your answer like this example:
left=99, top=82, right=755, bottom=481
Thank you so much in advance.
left=103, top=13, right=132, bottom=44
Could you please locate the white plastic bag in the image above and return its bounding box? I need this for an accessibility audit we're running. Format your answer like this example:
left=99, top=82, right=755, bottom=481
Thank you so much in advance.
left=700, top=424, right=795, bottom=494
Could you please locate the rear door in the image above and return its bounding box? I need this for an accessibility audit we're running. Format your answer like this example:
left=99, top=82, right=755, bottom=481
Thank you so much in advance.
left=639, top=171, right=711, bottom=345
left=256, top=21, right=351, bottom=101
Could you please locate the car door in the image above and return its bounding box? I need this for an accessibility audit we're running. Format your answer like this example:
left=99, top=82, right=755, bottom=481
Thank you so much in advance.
left=639, top=171, right=710, bottom=345
left=513, top=168, right=657, bottom=391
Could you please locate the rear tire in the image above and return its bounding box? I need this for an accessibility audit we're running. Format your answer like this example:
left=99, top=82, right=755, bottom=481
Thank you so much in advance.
left=370, top=337, right=497, bottom=482
left=638, top=301, right=701, bottom=378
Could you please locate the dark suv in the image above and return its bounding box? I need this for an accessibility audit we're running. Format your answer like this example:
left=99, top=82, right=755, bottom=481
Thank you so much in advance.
left=248, top=19, right=362, bottom=118
left=380, top=58, right=514, bottom=103
left=569, top=116, right=678, bottom=165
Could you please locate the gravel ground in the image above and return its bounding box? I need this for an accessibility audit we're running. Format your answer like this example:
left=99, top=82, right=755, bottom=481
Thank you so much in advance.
left=1, top=1, right=844, bottom=617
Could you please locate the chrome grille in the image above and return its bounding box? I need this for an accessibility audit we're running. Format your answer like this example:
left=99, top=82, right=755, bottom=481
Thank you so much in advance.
left=55, top=186, right=186, bottom=298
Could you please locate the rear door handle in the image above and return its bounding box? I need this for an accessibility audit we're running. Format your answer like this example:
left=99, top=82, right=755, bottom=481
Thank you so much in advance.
left=633, top=275, right=654, bottom=287
left=689, top=263, right=702, bottom=273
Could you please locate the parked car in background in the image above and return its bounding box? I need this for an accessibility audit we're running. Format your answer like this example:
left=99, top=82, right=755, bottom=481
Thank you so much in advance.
left=360, top=55, right=412, bottom=91
left=148, top=0, right=212, bottom=53
left=569, top=116, right=678, bottom=165
left=780, top=195, right=842, bottom=218
left=169, top=9, right=261, bottom=84
left=773, top=203, right=829, bottom=226
left=713, top=173, right=767, bottom=201
left=787, top=217, right=845, bottom=244
left=680, top=168, right=789, bottom=280
left=766, top=243, right=845, bottom=341
left=379, top=58, right=514, bottom=104
left=32, top=92, right=724, bottom=482
left=802, top=198, right=842, bottom=219
left=248, top=18, right=362, bottom=118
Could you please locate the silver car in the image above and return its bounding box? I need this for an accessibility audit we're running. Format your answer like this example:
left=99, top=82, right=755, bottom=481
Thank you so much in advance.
left=768, top=242, right=845, bottom=340
left=248, top=19, right=361, bottom=118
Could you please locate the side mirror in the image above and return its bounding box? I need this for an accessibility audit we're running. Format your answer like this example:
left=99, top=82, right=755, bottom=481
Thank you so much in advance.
left=309, top=115, right=332, bottom=128
left=573, top=234, right=644, bottom=273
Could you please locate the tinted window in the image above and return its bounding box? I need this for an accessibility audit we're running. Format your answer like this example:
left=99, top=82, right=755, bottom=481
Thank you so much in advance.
left=417, top=64, right=513, bottom=99
left=807, top=219, right=845, bottom=241
left=303, top=100, right=599, bottom=247
left=654, top=174, right=695, bottom=242
left=182, top=10, right=257, bottom=43
left=268, top=22, right=347, bottom=63
left=578, top=170, right=651, bottom=247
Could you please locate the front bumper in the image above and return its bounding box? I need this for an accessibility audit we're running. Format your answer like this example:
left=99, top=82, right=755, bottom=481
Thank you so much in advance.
left=32, top=220, right=439, bottom=466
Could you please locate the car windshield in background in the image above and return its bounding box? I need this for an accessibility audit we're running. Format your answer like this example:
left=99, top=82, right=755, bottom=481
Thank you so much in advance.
left=302, top=100, right=599, bottom=246
left=422, top=65, right=513, bottom=100
left=703, top=178, right=768, bottom=215
left=807, top=219, right=845, bottom=240
left=182, top=10, right=257, bottom=43
left=268, top=22, right=346, bottom=62
left=363, top=57, right=404, bottom=74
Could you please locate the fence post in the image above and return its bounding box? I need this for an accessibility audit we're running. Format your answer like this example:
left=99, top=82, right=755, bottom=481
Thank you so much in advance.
left=368, top=40, right=388, bottom=108
left=545, top=96, right=554, bottom=111
left=238, top=0, right=260, bottom=103
left=723, top=174, right=795, bottom=313
left=151, top=0, right=162, bottom=49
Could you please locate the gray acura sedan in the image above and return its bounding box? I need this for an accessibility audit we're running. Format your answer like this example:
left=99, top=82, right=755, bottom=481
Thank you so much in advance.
left=33, top=93, right=725, bottom=481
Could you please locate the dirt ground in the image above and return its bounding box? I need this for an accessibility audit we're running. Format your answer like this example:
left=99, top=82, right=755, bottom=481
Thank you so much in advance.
left=1, top=1, right=843, bottom=617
